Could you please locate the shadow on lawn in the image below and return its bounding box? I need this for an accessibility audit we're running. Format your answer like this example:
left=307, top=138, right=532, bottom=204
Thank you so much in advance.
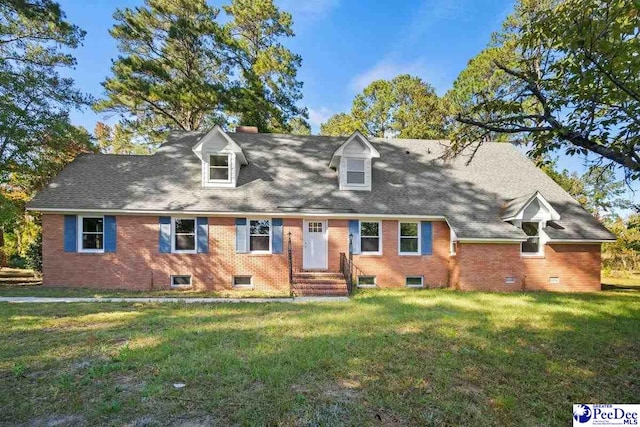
left=1, top=291, right=639, bottom=426
left=601, top=283, right=640, bottom=291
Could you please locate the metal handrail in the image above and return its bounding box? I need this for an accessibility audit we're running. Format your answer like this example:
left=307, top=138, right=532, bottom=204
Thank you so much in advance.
left=287, top=231, right=293, bottom=289
left=339, top=232, right=355, bottom=294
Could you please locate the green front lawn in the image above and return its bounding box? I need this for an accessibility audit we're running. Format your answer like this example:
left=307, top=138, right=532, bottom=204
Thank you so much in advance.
left=0, top=286, right=290, bottom=298
left=1, top=290, right=638, bottom=426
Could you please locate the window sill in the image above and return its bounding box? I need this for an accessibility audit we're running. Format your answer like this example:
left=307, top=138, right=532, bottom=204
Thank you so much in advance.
left=357, top=285, right=377, bottom=288
left=521, top=254, right=545, bottom=259
left=399, top=252, right=421, bottom=256
left=233, top=285, right=254, bottom=290
left=247, top=252, right=273, bottom=256
left=171, top=251, right=198, bottom=255
left=78, top=250, right=105, bottom=254
left=170, top=285, right=193, bottom=289
left=358, top=252, right=383, bottom=257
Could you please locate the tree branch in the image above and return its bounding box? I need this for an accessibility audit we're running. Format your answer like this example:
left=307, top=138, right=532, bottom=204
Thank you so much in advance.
left=456, top=115, right=554, bottom=133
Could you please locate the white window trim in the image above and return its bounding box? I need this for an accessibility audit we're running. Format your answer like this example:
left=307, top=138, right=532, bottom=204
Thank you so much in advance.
left=345, top=157, right=367, bottom=186
left=170, top=275, right=192, bottom=288
left=398, top=221, right=421, bottom=255
left=520, top=220, right=544, bottom=256
left=171, top=217, right=198, bottom=254
left=201, top=151, right=235, bottom=188
left=207, top=153, right=232, bottom=183
left=360, top=220, right=382, bottom=255
left=450, top=228, right=457, bottom=255
left=248, top=218, right=272, bottom=254
left=77, top=215, right=105, bottom=253
left=357, top=275, right=377, bottom=288
left=233, top=275, right=254, bottom=289
left=405, top=276, right=424, bottom=288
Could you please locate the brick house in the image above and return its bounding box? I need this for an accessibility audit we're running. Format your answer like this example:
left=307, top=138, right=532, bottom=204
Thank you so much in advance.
left=27, top=126, right=615, bottom=295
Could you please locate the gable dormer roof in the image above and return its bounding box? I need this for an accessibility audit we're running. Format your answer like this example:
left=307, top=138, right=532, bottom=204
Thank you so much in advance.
left=502, top=191, right=561, bottom=221
left=192, top=125, right=248, bottom=165
left=329, top=131, right=380, bottom=168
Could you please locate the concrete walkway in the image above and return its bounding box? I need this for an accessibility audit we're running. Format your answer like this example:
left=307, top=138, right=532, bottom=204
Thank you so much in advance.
left=0, top=296, right=350, bottom=304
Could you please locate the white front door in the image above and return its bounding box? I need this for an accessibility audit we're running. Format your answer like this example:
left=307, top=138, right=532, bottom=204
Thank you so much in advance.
left=303, top=220, right=328, bottom=270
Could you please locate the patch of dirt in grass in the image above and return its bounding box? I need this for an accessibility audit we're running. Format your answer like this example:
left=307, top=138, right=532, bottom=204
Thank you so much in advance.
left=322, top=379, right=361, bottom=401
left=123, top=416, right=157, bottom=427
left=169, top=415, right=216, bottom=427
left=368, top=408, right=406, bottom=426
left=114, top=373, right=146, bottom=394
left=21, top=414, right=86, bottom=427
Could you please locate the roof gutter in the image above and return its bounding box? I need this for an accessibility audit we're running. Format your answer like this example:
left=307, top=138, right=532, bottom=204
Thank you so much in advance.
left=547, top=239, right=616, bottom=243
left=456, top=238, right=527, bottom=243
left=26, top=207, right=448, bottom=221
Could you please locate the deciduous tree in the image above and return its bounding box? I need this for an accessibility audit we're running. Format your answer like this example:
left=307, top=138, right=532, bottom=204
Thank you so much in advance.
left=449, top=0, right=640, bottom=179
left=0, top=0, right=91, bottom=265
left=320, top=75, right=448, bottom=138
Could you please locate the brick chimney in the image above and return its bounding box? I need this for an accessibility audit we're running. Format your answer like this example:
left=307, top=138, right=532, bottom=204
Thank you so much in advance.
left=235, top=125, right=258, bottom=134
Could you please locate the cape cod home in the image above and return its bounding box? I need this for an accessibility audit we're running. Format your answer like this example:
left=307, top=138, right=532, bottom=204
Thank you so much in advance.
left=26, top=126, right=615, bottom=295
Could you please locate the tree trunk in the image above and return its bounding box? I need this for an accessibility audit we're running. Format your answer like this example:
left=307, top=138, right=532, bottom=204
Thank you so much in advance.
left=0, top=227, right=6, bottom=267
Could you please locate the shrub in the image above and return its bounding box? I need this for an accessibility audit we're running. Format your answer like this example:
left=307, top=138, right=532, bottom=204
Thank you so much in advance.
left=8, top=255, right=27, bottom=269
left=24, top=231, right=42, bottom=274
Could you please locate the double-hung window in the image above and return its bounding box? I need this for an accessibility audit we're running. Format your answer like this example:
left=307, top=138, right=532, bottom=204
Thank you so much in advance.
left=521, top=221, right=541, bottom=255
left=173, top=218, right=196, bottom=253
left=399, top=222, right=420, bottom=254
left=79, top=216, right=104, bottom=252
left=346, top=158, right=365, bottom=185
left=360, top=221, right=381, bottom=254
left=249, top=219, right=271, bottom=252
left=208, top=154, right=230, bottom=182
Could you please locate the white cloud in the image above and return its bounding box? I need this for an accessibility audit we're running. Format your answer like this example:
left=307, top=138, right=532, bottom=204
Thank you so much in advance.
left=277, top=0, right=339, bottom=23
left=308, top=106, right=333, bottom=127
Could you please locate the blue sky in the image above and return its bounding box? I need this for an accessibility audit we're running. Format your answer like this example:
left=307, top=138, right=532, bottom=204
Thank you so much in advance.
left=57, top=0, right=637, bottom=208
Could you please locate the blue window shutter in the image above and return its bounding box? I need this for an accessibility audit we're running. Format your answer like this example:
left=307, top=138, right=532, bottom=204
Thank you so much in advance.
left=159, top=216, right=171, bottom=253
left=63, top=215, right=77, bottom=252
left=421, top=221, right=433, bottom=255
left=235, top=218, right=247, bottom=253
left=104, top=215, right=117, bottom=253
left=348, top=220, right=361, bottom=254
left=272, top=218, right=283, bottom=254
left=196, top=217, right=208, bottom=253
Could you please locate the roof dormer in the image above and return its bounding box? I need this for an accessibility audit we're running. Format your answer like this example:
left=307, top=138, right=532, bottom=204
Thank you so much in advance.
left=502, top=191, right=560, bottom=222
left=329, top=131, right=380, bottom=191
left=192, top=126, right=248, bottom=188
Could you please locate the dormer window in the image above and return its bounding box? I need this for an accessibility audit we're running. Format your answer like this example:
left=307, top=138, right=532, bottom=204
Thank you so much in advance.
left=502, top=191, right=560, bottom=257
left=346, top=158, right=366, bottom=185
left=192, top=125, right=248, bottom=188
left=208, top=154, right=231, bottom=182
left=329, top=131, right=380, bottom=192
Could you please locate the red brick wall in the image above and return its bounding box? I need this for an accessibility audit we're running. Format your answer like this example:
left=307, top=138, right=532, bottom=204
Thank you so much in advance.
left=42, top=215, right=303, bottom=291
left=327, top=219, right=451, bottom=287
left=454, top=242, right=602, bottom=292
left=42, top=214, right=602, bottom=292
